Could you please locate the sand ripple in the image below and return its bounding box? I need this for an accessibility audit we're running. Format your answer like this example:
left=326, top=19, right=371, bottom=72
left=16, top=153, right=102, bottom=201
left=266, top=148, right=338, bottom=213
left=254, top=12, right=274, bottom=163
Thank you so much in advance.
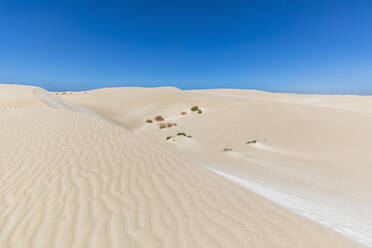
left=0, top=106, right=358, bottom=248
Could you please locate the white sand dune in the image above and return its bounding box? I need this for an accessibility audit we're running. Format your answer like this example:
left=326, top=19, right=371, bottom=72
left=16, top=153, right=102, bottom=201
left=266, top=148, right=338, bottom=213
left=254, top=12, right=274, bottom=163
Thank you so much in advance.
left=0, top=84, right=362, bottom=247
left=60, top=86, right=372, bottom=247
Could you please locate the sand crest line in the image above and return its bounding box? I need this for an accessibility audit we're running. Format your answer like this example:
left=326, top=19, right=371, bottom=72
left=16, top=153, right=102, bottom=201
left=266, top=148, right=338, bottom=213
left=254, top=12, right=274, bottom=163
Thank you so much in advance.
left=32, top=88, right=129, bottom=130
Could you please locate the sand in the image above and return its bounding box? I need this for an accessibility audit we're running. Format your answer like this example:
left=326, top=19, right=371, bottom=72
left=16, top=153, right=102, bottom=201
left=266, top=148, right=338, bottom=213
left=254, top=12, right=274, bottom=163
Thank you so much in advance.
left=0, top=84, right=363, bottom=247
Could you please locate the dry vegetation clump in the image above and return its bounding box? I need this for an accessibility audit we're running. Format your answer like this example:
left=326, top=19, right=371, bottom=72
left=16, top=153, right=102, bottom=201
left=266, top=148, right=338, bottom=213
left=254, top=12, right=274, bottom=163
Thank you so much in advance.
left=155, top=115, right=164, bottom=121
left=197, top=109, right=202, bottom=114
left=223, top=148, right=233, bottom=152
left=165, top=123, right=178, bottom=128
left=159, top=123, right=167, bottom=129
left=146, top=119, right=153, bottom=123
left=62, top=92, right=67, bottom=95
left=180, top=112, right=187, bottom=115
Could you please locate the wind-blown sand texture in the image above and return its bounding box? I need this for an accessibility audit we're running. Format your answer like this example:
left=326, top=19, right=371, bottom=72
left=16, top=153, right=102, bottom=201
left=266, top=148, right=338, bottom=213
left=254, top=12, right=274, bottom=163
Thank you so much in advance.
left=0, top=84, right=362, bottom=247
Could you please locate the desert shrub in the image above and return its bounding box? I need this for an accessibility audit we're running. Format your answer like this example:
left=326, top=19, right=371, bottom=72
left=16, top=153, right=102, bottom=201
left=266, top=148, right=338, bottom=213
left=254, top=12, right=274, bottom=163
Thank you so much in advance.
left=181, top=112, right=187, bottom=115
left=197, top=109, right=202, bottom=114
left=167, top=123, right=173, bottom=128
left=146, top=119, right=153, bottom=123
left=62, top=92, right=67, bottom=95
left=190, top=106, right=199, bottom=111
left=246, top=140, right=257, bottom=145
left=159, top=123, right=166, bottom=129
left=172, top=123, right=177, bottom=126
left=166, top=132, right=192, bottom=139
left=155, top=115, right=164, bottom=121
left=223, top=148, right=233, bottom=152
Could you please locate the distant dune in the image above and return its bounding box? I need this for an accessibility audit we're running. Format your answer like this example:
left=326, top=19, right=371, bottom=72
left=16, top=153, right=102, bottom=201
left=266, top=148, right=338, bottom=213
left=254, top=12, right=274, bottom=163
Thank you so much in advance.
left=0, top=84, right=364, bottom=247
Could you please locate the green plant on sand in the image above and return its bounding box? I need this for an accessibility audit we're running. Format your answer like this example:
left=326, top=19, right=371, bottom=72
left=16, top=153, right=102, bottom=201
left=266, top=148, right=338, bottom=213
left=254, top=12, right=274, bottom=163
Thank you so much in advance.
left=246, top=140, right=257, bottom=145
left=166, top=132, right=192, bottom=140
left=190, top=106, right=199, bottom=111
left=146, top=119, right=153, bottom=123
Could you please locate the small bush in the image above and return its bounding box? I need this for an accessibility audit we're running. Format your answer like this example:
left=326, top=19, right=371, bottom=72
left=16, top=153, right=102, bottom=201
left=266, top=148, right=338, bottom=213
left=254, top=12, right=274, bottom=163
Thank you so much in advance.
left=166, top=136, right=173, bottom=140
left=197, top=109, right=202, bottom=114
left=167, top=123, right=173, bottom=128
left=155, top=115, right=164, bottom=122
left=246, top=140, right=257, bottom=145
left=172, top=123, right=177, bottom=126
left=191, top=106, right=199, bottom=111
left=146, top=119, right=153, bottom=123
left=177, top=132, right=186, bottom=136
left=181, top=112, right=187, bottom=115
left=223, top=148, right=233, bottom=152
left=159, top=123, right=166, bottom=129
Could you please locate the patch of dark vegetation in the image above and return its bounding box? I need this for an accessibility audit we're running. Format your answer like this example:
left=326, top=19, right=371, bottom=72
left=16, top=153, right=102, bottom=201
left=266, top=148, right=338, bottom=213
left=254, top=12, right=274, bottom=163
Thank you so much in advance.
left=181, top=112, right=187, bottom=115
left=246, top=140, right=257, bottom=145
left=190, top=106, right=199, bottom=111
left=167, top=132, right=192, bottom=141
left=146, top=119, right=153, bottom=123
left=159, top=123, right=167, bottom=129
left=223, top=148, right=233, bottom=152
left=197, top=109, right=202, bottom=114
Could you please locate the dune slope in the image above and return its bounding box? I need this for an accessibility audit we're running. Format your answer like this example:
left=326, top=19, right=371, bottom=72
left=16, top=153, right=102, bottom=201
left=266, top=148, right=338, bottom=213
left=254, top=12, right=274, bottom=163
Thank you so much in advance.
left=0, top=85, right=360, bottom=247
left=60, top=86, right=372, bottom=246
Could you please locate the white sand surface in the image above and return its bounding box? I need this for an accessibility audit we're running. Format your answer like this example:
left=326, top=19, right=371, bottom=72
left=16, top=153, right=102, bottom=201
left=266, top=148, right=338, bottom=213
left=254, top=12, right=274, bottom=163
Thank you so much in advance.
left=0, top=84, right=363, bottom=247
left=61, top=86, right=372, bottom=247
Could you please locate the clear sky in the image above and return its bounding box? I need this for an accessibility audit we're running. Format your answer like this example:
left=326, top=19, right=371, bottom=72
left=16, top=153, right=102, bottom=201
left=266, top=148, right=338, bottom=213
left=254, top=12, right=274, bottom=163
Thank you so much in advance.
left=1, top=0, right=371, bottom=93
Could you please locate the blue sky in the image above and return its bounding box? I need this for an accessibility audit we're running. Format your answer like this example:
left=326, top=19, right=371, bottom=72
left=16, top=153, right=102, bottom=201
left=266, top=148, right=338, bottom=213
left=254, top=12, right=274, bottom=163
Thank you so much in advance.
left=1, top=0, right=371, bottom=93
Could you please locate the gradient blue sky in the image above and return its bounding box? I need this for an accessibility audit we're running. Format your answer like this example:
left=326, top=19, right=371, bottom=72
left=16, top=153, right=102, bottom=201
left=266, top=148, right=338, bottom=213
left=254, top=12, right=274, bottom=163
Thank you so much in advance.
left=1, top=0, right=371, bottom=93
